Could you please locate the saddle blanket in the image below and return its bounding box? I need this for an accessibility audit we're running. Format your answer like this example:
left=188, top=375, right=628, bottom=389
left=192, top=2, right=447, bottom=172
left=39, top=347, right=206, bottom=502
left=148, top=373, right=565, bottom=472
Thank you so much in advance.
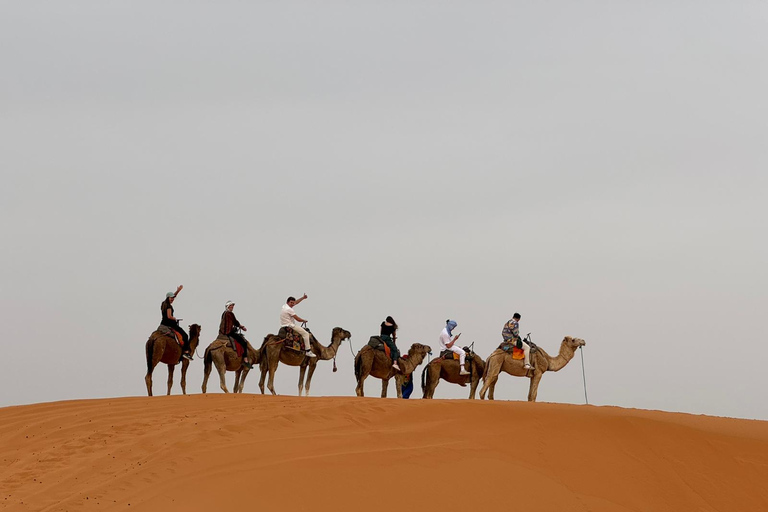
left=277, top=327, right=305, bottom=352
left=367, top=336, right=391, bottom=359
left=498, top=341, right=525, bottom=360
left=157, top=325, right=183, bottom=346
left=210, top=334, right=245, bottom=357
left=439, top=347, right=472, bottom=361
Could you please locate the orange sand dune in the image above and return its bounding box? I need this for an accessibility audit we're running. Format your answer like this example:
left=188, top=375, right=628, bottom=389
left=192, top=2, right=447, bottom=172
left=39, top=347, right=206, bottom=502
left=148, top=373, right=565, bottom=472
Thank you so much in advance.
left=2, top=395, right=768, bottom=511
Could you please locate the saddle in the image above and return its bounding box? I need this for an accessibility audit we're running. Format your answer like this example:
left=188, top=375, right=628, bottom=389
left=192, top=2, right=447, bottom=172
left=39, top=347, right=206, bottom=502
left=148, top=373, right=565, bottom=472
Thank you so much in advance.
left=367, top=336, right=391, bottom=359
left=211, top=334, right=245, bottom=357
left=277, top=326, right=305, bottom=352
left=499, top=340, right=537, bottom=360
left=439, top=346, right=472, bottom=361
left=157, top=325, right=183, bottom=347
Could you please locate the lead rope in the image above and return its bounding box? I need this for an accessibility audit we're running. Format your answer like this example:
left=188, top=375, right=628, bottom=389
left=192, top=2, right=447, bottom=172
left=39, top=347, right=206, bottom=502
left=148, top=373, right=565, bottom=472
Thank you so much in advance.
left=579, top=346, right=589, bottom=405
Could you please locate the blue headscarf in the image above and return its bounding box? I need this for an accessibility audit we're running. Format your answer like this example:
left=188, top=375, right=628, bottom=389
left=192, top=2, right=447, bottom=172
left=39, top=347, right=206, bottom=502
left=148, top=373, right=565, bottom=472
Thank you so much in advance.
left=446, top=319, right=457, bottom=336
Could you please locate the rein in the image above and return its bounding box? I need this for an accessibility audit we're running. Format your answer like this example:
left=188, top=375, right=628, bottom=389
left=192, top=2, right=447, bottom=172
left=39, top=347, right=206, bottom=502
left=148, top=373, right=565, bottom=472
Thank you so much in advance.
left=579, top=346, right=589, bottom=405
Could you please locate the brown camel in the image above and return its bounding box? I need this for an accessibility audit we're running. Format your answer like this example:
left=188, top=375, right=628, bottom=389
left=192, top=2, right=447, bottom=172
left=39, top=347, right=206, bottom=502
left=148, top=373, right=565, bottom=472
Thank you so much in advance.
left=144, top=324, right=201, bottom=396
left=201, top=336, right=262, bottom=394
left=258, top=327, right=351, bottom=396
left=354, top=343, right=432, bottom=398
left=479, top=336, right=586, bottom=401
left=421, top=351, right=486, bottom=399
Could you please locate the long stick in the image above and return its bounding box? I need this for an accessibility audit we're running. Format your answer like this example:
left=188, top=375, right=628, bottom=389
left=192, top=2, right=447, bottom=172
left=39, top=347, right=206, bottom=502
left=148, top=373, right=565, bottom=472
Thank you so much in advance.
left=579, top=346, right=589, bottom=405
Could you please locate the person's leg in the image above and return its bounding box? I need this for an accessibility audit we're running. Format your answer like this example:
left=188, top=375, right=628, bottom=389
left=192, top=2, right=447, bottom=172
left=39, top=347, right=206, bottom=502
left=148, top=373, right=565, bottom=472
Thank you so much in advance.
left=382, top=335, right=400, bottom=370
left=174, top=326, right=189, bottom=347
left=232, top=333, right=248, bottom=360
left=521, top=341, right=533, bottom=368
left=382, top=336, right=399, bottom=362
left=292, top=325, right=312, bottom=351
left=450, top=345, right=468, bottom=373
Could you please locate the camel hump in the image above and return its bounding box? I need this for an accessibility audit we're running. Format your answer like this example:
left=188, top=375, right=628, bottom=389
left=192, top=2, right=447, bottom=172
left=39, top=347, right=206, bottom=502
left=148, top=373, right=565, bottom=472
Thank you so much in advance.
left=367, top=336, right=385, bottom=350
left=150, top=325, right=178, bottom=344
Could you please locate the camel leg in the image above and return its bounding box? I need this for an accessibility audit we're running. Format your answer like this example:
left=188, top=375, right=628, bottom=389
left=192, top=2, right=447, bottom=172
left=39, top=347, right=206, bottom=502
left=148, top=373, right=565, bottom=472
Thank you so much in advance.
left=528, top=372, right=543, bottom=402
left=202, top=357, right=212, bottom=394
left=267, top=362, right=278, bottom=396
left=469, top=373, right=480, bottom=399
left=258, top=361, right=267, bottom=394
left=381, top=378, right=389, bottom=398
left=426, top=366, right=439, bottom=399
left=145, top=367, right=154, bottom=397
left=234, top=368, right=242, bottom=393
left=166, top=364, right=175, bottom=396
left=215, top=359, right=229, bottom=393
left=304, top=362, right=318, bottom=397
left=239, top=368, right=250, bottom=393
left=355, top=360, right=368, bottom=397
left=298, top=364, right=307, bottom=396
left=394, top=375, right=403, bottom=399
left=145, top=339, right=166, bottom=397
left=180, top=360, right=189, bottom=395
left=479, top=357, right=501, bottom=400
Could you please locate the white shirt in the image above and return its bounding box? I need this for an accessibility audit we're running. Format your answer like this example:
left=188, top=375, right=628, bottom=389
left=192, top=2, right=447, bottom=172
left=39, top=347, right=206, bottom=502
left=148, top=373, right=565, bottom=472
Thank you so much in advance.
left=280, top=304, right=296, bottom=326
left=439, top=328, right=453, bottom=350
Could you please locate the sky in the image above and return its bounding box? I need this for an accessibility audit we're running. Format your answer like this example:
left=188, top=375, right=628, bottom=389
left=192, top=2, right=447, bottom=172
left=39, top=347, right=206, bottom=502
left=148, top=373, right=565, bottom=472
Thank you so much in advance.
left=1, top=1, right=767, bottom=419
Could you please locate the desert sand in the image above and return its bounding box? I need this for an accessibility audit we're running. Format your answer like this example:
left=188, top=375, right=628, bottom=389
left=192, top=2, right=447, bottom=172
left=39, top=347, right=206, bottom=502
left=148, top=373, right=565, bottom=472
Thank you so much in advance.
left=2, top=395, right=767, bottom=511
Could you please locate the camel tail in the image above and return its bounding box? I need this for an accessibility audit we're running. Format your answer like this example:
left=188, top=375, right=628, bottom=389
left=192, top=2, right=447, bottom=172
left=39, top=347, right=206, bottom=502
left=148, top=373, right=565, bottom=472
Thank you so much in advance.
left=145, top=338, right=154, bottom=374
left=251, top=345, right=262, bottom=365
left=204, top=345, right=213, bottom=374
left=354, top=352, right=361, bottom=381
left=476, top=356, right=486, bottom=380
left=420, top=363, right=429, bottom=394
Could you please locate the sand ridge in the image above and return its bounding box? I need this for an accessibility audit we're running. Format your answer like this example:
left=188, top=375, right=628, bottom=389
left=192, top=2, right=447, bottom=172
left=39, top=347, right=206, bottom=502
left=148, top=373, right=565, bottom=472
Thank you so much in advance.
left=2, top=395, right=768, bottom=511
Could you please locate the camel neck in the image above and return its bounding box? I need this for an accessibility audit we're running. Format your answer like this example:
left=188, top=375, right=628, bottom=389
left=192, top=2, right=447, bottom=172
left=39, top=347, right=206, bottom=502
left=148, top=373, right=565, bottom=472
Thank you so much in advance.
left=545, top=342, right=576, bottom=372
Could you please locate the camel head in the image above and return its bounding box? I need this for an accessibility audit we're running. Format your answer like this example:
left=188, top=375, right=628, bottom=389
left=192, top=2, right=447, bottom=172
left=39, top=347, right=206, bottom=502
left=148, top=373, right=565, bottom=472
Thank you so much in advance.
left=332, top=327, right=352, bottom=343
left=563, top=336, right=586, bottom=349
left=188, top=324, right=201, bottom=338
left=407, top=343, right=433, bottom=358
left=188, top=323, right=202, bottom=351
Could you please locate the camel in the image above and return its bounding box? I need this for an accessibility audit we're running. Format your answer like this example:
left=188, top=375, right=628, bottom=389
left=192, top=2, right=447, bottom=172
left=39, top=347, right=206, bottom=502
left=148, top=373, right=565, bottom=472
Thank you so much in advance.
left=144, top=324, right=201, bottom=396
left=201, top=336, right=262, bottom=394
left=258, top=327, right=351, bottom=396
left=479, top=336, right=586, bottom=401
left=354, top=343, right=432, bottom=398
left=421, top=350, right=486, bottom=399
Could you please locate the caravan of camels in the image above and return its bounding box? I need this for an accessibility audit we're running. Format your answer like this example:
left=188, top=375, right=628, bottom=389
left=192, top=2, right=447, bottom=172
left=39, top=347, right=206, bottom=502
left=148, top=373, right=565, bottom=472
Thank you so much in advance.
left=145, top=287, right=586, bottom=400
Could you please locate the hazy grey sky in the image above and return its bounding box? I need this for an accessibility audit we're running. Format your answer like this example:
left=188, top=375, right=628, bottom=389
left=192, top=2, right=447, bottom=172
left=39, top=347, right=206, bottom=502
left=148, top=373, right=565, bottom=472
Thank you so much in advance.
left=2, top=1, right=767, bottom=419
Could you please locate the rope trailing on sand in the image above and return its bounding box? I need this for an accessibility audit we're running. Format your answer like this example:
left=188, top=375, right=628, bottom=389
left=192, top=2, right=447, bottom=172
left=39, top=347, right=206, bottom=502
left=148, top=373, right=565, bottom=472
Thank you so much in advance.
left=579, top=346, right=589, bottom=405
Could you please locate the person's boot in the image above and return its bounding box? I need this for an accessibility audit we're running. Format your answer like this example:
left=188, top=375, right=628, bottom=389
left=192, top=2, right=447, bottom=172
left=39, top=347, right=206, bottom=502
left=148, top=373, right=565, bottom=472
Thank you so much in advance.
left=392, top=362, right=401, bottom=372
left=182, top=352, right=193, bottom=361
left=306, top=349, right=316, bottom=358
left=459, top=364, right=470, bottom=376
left=243, top=358, right=253, bottom=369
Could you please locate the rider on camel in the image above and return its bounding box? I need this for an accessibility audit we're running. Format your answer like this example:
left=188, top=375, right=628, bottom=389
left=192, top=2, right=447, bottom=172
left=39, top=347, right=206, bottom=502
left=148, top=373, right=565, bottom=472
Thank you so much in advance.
left=220, top=301, right=252, bottom=369
left=161, top=285, right=192, bottom=361
left=380, top=316, right=401, bottom=372
left=502, top=312, right=534, bottom=370
left=440, top=319, right=470, bottom=375
left=280, top=294, right=316, bottom=358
